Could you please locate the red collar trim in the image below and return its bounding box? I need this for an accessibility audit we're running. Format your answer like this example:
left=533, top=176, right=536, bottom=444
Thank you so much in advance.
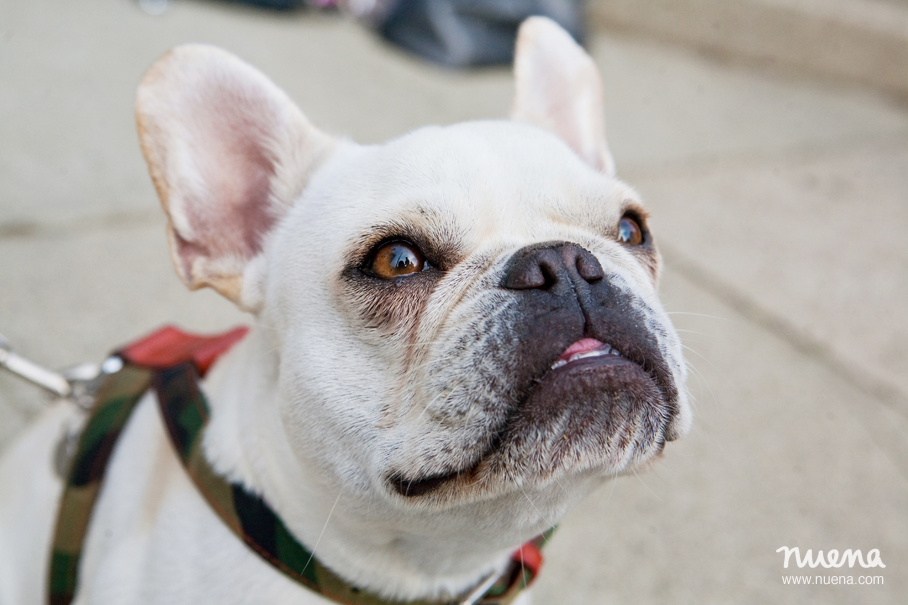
left=118, top=324, right=248, bottom=376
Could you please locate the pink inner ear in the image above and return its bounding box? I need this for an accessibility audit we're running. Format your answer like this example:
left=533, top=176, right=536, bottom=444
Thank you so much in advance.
left=513, top=18, right=614, bottom=175
left=177, top=77, right=281, bottom=274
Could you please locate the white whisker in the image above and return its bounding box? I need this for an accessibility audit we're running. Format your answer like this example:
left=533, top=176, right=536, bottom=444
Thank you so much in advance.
left=301, top=492, right=342, bottom=574
left=519, top=485, right=556, bottom=530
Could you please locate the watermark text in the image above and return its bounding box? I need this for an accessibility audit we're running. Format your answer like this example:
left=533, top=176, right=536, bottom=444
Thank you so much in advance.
left=782, top=575, right=884, bottom=585
left=776, top=546, right=885, bottom=569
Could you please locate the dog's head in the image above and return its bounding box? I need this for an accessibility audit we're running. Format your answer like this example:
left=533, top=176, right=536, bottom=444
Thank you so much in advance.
left=137, top=17, right=689, bottom=550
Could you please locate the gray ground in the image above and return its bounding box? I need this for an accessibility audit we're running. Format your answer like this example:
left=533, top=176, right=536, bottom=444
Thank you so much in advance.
left=1, top=1, right=906, bottom=603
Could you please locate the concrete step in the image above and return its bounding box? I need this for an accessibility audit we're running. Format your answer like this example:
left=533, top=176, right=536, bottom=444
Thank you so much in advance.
left=590, top=0, right=908, bottom=99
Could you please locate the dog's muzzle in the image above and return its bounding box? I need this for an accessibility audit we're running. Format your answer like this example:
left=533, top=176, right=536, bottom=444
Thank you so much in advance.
left=391, top=242, right=683, bottom=498
left=498, top=241, right=678, bottom=411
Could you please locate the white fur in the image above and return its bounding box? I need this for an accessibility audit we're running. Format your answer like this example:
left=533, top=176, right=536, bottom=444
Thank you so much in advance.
left=0, top=17, right=688, bottom=605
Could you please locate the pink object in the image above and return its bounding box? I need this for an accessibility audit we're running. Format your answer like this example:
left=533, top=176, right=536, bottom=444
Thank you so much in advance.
left=558, top=338, right=605, bottom=361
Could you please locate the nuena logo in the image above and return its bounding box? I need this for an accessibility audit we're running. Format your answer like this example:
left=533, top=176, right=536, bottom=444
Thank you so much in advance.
left=777, top=547, right=886, bottom=569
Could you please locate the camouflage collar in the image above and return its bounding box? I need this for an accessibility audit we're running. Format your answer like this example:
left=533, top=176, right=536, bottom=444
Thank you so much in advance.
left=49, top=326, right=550, bottom=605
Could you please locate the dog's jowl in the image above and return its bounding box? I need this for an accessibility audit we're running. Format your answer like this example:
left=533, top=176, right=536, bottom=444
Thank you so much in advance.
left=0, top=17, right=690, bottom=605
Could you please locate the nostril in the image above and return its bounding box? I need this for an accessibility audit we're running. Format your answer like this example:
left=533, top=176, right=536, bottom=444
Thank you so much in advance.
left=576, top=251, right=604, bottom=283
left=560, top=245, right=604, bottom=284
left=503, top=261, right=546, bottom=290
left=503, top=248, right=563, bottom=290
left=537, top=258, right=561, bottom=290
left=502, top=242, right=604, bottom=291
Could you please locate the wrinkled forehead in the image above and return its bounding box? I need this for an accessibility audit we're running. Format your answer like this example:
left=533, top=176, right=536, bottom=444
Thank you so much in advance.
left=295, top=121, right=637, bottom=255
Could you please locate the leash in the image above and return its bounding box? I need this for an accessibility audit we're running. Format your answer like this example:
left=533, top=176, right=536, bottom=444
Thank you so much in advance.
left=38, top=326, right=549, bottom=605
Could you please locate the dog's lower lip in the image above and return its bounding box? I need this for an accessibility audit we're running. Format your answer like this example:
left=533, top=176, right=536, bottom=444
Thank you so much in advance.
left=390, top=472, right=460, bottom=498
left=390, top=433, right=503, bottom=497
left=390, top=463, right=478, bottom=498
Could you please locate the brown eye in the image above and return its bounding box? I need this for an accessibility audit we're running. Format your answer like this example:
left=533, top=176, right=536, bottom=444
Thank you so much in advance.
left=370, top=241, right=425, bottom=279
left=618, top=216, right=643, bottom=246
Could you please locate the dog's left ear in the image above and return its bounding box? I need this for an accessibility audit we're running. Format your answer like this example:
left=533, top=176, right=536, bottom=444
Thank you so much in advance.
left=136, top=45, right=337, bottom=312
left=511, top=17, right=616, bottom=177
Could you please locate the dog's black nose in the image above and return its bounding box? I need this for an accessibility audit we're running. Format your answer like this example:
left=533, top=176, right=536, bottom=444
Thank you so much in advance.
left=502, top=242, right=604, bottom=291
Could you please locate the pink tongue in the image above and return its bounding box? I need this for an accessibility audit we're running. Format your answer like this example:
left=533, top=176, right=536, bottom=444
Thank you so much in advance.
left=559, top=338, right=605, bottom=361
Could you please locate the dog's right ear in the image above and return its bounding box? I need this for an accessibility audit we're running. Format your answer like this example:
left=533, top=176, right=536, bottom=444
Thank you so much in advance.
left=136, top=45, right=336, bottom=312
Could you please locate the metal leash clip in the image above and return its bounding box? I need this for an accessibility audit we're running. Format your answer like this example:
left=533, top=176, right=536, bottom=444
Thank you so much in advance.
left=0, top=333, right=125, bottom=477
left=0, top=332, right=124, bottom=410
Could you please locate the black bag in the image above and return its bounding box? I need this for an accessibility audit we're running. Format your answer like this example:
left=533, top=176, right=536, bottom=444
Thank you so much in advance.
left=205, top=0, right=585, bottom=67
left=377, top=0, right=585, bottom=66
left=223, top=0, right=305, bottom=9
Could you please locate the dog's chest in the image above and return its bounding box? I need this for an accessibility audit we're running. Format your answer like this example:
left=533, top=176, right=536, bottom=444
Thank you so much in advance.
left=72, top=394, right=325, bottom=605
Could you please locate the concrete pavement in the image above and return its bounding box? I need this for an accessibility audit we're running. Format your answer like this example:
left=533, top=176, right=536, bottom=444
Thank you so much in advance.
left=590, top=0, right=908, bottom=99
left=1, top=1, right=906, bottom=602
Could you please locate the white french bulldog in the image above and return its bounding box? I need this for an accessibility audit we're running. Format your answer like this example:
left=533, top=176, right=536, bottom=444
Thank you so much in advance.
left=0, top=17, right=690, bottom=605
